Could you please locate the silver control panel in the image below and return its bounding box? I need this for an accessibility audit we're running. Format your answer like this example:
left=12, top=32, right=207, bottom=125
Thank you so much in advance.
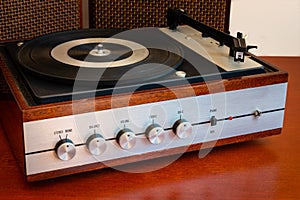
left=23, top=83, right=287, bottom=175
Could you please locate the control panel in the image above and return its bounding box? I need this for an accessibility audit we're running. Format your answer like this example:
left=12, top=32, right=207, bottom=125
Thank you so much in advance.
left=23, top=83, right=287, bottom=175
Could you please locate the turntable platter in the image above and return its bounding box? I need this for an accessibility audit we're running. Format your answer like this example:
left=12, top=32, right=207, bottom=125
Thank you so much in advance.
left=17, top=29, right=183, bottom=85
left=51, top=38, right=150, bottom=68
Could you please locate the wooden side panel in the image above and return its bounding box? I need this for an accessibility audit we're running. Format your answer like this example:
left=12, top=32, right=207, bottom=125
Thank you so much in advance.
left=0, top=99, right=25, bottom=175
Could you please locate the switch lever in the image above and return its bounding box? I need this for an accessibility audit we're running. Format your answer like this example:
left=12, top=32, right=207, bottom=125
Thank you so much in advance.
left=210, top=116, right=217, bottom=126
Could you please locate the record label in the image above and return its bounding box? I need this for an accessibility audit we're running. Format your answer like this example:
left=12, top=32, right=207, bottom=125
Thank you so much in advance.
left=51, top=38, right=149, bottom=68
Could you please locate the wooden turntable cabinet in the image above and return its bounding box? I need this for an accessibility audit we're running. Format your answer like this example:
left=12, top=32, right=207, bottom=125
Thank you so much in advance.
left=0, top=8, right=288, bottom=181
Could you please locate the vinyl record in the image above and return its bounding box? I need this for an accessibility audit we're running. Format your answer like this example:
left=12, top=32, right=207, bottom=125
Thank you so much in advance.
left=17, top=29, right=183, bottom=85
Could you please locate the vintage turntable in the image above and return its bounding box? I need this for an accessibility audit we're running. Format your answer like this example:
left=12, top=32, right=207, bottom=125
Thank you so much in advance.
left=0, top=9, right=288, bottom=181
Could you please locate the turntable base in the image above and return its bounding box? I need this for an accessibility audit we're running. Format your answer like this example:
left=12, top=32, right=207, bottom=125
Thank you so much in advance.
left=0, top=20, right=288, bottom=181
left=0, top=53, right=287, bottom=181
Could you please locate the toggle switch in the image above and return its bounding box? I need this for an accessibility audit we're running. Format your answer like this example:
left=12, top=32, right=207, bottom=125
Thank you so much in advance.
left=210, top=116, right=217, bottom=126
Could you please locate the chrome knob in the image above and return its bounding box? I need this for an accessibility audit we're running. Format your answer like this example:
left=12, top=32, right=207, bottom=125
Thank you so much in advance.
left=86, top=133, right=106, bottom=155
left=172, top=119, right=193, bottom=139
left=145, top=124, right=165, bottom=145
left=116, top=128, right=136, bottom=150
left=55, top=138, right=76, bottom=161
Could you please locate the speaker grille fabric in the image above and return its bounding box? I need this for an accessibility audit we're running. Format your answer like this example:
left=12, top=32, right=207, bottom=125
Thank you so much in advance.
left=0, top=0, right=80, bottom=96
left=90, top=0, right=230, bottom=32
left=0, top=0, right=80, bottom=41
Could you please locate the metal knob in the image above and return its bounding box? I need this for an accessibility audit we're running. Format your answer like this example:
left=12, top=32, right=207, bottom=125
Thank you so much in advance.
left=145, top=124, right=165, bottom=145
left=116, top=128, right=136, bottom=150
left=86, top=133, right=107, bottom=156
left=172, top=119, right=193, bottom=139
left=55, top=138, right=76, bottom=161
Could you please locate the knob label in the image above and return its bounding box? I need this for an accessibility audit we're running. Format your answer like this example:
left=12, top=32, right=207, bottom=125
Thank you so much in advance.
left=120, top=119, right=130, bottom=124
left=53, top=130, right=64, bottom=135
left=210, top=108, right=217, bottom=113
left=53, top=128, right=73, bottom=135
left=88, top=124, right=100, bottom=129
left=177, top=110, right=184, bottom=114
left=65, top=128, right=73, bottom=133
left=150, top=115, right=157, bottom=119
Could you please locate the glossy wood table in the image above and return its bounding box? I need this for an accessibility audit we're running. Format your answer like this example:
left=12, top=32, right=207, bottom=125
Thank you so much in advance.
left=0, top=57, right=299, bottom=199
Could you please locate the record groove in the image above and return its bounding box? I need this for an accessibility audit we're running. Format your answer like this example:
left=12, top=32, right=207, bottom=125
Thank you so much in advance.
left=17, top=29, right=183, bottom=85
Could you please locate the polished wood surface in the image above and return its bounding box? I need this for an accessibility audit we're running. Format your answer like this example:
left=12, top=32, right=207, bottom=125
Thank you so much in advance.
left=0, top=56, right=299, bottom=199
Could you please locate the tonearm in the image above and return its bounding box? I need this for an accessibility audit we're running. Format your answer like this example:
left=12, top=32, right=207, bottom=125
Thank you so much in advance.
left=167, top=8, right=257, bottom=62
